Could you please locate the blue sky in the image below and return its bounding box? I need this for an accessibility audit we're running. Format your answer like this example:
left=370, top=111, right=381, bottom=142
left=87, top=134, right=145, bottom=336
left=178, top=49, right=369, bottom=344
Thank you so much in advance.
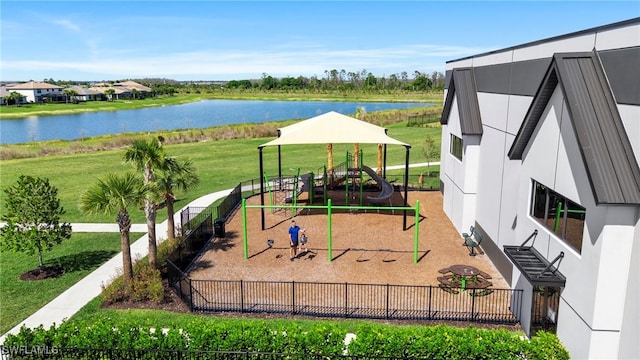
left=1, top=1, right=638, bottom=82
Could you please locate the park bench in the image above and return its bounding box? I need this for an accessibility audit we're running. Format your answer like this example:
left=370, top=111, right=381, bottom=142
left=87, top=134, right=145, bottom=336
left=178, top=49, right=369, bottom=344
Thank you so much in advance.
left=461, top=226, right=483, bottom=256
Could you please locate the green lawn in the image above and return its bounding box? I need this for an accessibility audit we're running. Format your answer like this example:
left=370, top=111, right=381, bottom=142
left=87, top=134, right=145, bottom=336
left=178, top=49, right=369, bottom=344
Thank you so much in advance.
left=1, top=123, right=441, bottom=223
left=0, top=233, right=142, bottom=335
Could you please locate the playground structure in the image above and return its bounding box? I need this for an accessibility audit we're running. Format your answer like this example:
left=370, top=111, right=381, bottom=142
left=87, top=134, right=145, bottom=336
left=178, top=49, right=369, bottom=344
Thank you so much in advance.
left=257, top=111, right=412, bottom=231
left=263, top=150, right=397, bottom=219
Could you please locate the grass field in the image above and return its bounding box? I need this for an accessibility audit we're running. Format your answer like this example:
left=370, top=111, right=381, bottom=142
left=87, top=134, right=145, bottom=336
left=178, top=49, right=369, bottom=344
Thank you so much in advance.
left=0, top=233, right=142, bottom=335
left=0, top=123, right=441, bottom=222
left=0, top=102, right=443, bottom=336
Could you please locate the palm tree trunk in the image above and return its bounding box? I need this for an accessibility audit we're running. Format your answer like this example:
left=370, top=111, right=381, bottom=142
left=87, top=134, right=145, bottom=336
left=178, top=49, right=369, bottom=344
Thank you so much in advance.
left=166, top=198, right=175, bottom=241
left=145, top=199, right=157, bottom=268
left=117, top=210, right=134, bottom=287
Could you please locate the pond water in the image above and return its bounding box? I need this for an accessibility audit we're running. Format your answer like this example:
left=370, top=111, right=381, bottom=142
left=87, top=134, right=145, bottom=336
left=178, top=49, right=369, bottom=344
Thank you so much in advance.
left=0, top=99, right=431, bottom=145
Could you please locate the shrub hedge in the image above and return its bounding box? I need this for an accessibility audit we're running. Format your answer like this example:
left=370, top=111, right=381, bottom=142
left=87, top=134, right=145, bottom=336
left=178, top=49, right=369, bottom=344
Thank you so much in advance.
left=4, top=316, right=568, bottom=359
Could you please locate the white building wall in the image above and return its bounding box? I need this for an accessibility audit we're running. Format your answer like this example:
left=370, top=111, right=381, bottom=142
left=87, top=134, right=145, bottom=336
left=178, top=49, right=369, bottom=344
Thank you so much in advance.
left=512, top=34, right=596, bottom=62
left=595, top=22, right=640, bottom=50
left=442, top=19, right=640, bottom=360
left=618, top=214, right=640, bottom=359
left=441, top=94, right=482, bottom=232
left=13, top=90, right=36, bottom=103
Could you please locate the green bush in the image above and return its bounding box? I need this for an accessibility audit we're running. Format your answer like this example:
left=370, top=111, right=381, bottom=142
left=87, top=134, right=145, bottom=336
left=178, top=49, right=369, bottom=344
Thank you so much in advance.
left=101, top=262, right=165, bottom=304
left=4, top=317, right=568, bottom=358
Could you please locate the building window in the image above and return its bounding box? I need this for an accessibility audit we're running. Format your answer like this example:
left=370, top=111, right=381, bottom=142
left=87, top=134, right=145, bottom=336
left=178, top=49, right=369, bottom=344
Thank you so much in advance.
left=530, top=179, right=586, bottom=253
left=450, top=134, right=463, bottom=161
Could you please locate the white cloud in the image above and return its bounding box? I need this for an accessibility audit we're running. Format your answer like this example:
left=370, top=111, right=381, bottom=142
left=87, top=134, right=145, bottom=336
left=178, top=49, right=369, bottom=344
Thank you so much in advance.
left=52, top=19, right=81, bottom=32
left=1, top=43, right=491, bottom=80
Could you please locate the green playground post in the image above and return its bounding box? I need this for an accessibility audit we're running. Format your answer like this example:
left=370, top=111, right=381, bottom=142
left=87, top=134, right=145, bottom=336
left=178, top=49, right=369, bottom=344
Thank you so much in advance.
left=414, top=200, right=420, bottom=263
left=242, top=198, right=248, bottom=259
left=328, top=198, right=333, bottom=262
left=554, top=201, right=562, bottom=232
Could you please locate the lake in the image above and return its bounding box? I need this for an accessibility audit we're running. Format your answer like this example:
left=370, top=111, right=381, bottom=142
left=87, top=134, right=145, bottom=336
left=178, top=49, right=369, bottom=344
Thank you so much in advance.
left=0, top=100, right=431, bottom=145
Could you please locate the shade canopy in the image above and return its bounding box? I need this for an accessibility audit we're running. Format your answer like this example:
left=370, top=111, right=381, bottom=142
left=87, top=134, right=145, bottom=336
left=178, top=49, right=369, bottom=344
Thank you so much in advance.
left=259, top=111, right=410, bottom=148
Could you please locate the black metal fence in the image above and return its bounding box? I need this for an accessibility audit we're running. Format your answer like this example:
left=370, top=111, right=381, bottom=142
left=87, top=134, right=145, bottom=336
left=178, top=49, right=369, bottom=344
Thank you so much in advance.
left=407, top=114, right=441, bottom=127
left=168, top=262, right=522, bottom=325
left=0, top=346, right=430, bottom=360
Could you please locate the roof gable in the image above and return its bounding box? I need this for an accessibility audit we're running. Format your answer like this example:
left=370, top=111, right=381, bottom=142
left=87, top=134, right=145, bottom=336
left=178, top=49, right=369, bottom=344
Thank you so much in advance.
left=440, top=68, right=483, bottom=135
left=509, top=52, right=640, bottom=205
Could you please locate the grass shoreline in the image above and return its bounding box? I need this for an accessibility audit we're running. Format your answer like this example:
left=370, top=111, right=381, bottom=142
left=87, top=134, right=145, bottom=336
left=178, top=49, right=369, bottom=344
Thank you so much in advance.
left=0, top=91, right=442, bottom=119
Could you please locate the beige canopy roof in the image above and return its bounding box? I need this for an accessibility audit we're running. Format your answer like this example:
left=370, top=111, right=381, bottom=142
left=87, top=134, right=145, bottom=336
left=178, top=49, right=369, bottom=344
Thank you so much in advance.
left=259, top=111, right=410, bottom=148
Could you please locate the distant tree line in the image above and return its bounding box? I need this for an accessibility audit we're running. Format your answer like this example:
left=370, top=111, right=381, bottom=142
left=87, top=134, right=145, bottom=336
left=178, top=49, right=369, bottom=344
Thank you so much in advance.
left=39, top=69, right=445, bottom=97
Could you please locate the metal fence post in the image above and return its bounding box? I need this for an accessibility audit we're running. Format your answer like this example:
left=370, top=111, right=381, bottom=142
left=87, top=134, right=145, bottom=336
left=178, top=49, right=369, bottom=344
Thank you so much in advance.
left=386, top=284, right=390, bottom=319
left=470, top=289, right=476, bottom=321
left=428, top=286, right=432, bottom=319
left=344, top=282, right=348, bottom=318
left=188, top=278, right=194, bottom=312
left=240, top=280, right=244, bottom=313
left=292, top=281, right=296, bottom=315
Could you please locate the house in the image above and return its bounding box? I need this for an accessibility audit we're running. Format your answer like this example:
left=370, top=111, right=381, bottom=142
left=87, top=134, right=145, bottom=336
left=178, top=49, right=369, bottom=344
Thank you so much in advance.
left=439, top=18, right=639, bottom=359
left=88, top=84, right=131, bottom=100
left=5, top=81, right=64, bottom=103
left=0, top=86, right=27, bottom=105
left=115, top=80, right=152, bottom=95
left=66, top=85, right=102, bottom=102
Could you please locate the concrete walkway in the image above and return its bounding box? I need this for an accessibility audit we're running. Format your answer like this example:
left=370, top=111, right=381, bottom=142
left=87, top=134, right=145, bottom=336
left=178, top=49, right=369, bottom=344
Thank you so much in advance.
left=0, top=162, right=437, bottom=344
left=0, top=189, right=232, bottom=344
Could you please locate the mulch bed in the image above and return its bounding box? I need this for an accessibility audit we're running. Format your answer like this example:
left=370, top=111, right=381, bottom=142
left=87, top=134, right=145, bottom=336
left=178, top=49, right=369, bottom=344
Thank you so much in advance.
left=103, top=190, right=522, bottom=331
left=20, top=265, right=64, bottom=281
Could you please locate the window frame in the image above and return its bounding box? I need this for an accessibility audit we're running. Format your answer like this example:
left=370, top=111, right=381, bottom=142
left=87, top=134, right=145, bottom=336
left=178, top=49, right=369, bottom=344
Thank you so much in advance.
left=530, top=179, right=586, bottom=254
left=450, top=134, right=463, bottom=161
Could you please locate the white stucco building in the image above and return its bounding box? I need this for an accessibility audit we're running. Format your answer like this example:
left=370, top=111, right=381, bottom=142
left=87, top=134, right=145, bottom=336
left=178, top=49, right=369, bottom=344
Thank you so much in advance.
left=5, top=81, right=64, bottom=103
left=439, top=18, right=639, bottom=359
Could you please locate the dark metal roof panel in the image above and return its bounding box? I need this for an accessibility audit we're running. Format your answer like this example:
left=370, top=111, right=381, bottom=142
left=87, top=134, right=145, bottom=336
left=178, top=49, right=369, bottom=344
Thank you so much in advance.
left=504, top=246, right=566, bottom=287
left=454, top=69, right=483, bottom=135
left=509, top=52, right=640, bottom=205
left=556, top=53, right=640, bottom=204
left=599, top=47, right=640, bottom=105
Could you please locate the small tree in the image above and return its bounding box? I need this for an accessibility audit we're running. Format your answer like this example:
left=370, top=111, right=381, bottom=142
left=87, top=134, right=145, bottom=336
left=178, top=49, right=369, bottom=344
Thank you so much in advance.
left=421, top=137, right=439, bottom=177
left=0, top=175, right=72, bottom=269
left=104, top=88, right=115, bottom=101
left=5, top=91, right=23, bottom=106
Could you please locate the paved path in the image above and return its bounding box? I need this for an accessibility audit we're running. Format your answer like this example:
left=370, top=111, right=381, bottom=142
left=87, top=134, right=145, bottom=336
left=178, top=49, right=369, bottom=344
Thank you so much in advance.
left=0, top=189, right=232, bottom=344
left=0, top=162, right=437, bottom=344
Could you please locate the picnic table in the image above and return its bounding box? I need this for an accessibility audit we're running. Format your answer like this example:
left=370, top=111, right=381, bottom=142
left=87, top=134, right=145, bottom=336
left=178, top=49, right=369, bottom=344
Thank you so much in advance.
left=437, top=264, right=493, bottom=293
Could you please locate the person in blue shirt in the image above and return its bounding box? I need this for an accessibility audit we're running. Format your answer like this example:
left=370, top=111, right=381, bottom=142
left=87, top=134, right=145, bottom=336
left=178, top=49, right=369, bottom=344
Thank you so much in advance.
left=288, top=220, right=301, bottom=261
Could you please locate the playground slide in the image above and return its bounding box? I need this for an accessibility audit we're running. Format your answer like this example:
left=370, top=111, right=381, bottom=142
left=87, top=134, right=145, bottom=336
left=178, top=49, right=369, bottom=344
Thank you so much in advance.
left=361, top=166, right=394, bottom=204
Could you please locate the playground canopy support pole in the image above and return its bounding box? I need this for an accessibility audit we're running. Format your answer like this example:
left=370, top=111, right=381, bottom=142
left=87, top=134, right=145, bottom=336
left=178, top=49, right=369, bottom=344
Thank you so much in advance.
left=328, top=198, right=333, bottom=262
left=242, top=198, right=248, bottom=259
left=259, top=147, right=265, bottom=230
left=403, top=146, right=410, bottom=230
left=278, top=145, right=282, bottom=187
left=414, top=200, right=420, bottom=263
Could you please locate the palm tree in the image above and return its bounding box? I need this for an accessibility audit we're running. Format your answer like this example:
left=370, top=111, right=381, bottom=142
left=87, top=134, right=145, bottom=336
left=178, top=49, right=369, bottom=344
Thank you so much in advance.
left=124, top=138, right=165, bottom=268
left=104, top=88, right=115, bottom=101
left=156, top=157, right=200, bottom=241
left=79, top=173, right=149, bottom=287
